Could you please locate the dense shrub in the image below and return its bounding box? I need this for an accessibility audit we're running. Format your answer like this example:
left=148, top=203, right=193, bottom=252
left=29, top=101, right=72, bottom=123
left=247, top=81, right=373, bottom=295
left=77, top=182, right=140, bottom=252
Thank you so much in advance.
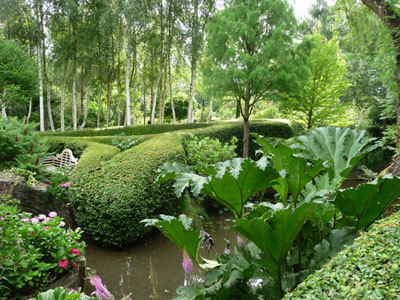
left=111, top=134, right=143, bottom=151
left=0, top=205, right=85, bottom=298
left=183, top=135, right=238, bottom=167
left=185, top=120, right=293, bottom=157
left=70, top=133, right=185, bottom=247
left=0, top=117, right=49, bottom=171
left=42, top=122, right=214, bottom=137
left=285, top=212, right=400, bottom=299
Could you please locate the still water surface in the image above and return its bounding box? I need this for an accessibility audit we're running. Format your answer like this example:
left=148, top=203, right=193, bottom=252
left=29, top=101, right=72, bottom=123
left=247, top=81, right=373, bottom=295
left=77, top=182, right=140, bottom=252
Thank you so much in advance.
left=84, top=213, right=236, bottom=300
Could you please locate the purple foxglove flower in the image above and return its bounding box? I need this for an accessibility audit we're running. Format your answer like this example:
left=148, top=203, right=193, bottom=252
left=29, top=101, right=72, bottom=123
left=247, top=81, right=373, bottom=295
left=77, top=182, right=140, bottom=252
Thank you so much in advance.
left=90, top=274, right=115, bottom=300
left=182, top=250, right=193, bottom=275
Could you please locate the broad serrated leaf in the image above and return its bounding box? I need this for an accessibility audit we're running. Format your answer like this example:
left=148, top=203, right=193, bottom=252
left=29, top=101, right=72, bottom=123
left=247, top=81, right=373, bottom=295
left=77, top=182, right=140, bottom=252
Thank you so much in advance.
left=253, top=134, right=323, bottom=204
left=293, top=127, right=376, bottom=187
left=142, top=214, right=202, bottom=264
left=335, top=175, right=400, bottom=231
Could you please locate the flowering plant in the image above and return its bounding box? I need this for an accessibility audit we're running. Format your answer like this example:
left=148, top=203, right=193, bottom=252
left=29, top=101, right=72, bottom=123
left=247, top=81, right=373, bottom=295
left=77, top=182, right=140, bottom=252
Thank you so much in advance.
left=0, top=204, right=85, bottom=298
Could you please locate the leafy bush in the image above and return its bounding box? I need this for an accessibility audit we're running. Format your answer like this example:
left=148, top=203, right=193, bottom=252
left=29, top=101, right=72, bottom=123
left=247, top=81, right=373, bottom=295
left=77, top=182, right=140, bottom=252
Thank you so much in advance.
left=47, top=141, right=87, bottom=158
left=111, top=134, right=143, bottom=151
left=0, top=117, right=49, bottom=172
left=47, top=168, right=71, bottom=203
left=187, top=120, right=293, bottom=157
left=70, top=133, right=185, bottom=247
left=0, top=205, right=85, bottom=298
left=183, top=135, right=237, bottom=168
left=285, top=211, right=400, bottom=299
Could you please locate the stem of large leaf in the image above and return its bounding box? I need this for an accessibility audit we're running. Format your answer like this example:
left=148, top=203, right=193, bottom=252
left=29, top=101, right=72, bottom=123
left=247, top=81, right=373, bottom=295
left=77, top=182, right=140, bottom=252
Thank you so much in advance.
left=278, top=260, right=283, bottom=298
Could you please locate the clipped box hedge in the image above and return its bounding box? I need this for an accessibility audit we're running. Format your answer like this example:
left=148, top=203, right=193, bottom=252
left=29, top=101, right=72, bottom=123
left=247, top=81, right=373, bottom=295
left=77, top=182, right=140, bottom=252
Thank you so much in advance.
left=69, top=133, right=185, bottom=247
left=285, top=212, right=400, bottom=299
left=41, top=122, right=213, bottom=137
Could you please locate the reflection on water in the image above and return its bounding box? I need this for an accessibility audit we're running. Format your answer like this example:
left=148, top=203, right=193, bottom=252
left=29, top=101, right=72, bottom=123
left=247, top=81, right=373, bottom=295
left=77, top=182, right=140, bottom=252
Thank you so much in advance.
left=84, top=213, right=236, bottom=300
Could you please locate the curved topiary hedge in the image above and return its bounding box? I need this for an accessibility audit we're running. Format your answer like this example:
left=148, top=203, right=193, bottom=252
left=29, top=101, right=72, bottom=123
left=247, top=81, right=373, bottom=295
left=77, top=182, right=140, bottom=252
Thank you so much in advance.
left=70, top=133, right=185, bottom=247
left=46, top=121, right=292, bottom=247
left=285, top=212, right=400, bottom=299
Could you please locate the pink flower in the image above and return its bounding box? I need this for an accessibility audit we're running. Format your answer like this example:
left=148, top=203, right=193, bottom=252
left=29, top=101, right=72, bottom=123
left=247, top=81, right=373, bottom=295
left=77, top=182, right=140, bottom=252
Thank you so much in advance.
left=182, top=250, right=193, bottom=275
left=39, top=214, right=46, bottom=220
left=43, top=217, right=50, bottom=223
left=49, top=212, right=57, bottom=218
left=44, top=226, right=51, bottom=230
left=31, top=217, right=39, bottom=224
left=59, top=221, right=65, bottom=227
left=59, top=259, right=69, bottom=269
left=70, top=248, right=80, bottom=255
left=21, top=218, right=30, bottom=223
left=90, top=274, right=115, bottom=300
left=59, top=181, right=71, bottom=188
left=70, top=262, right=78, bottom=270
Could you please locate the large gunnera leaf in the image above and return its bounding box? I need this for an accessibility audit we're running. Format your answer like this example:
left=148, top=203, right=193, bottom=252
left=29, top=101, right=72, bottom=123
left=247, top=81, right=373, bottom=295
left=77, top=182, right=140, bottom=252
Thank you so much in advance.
left=253, top=134, right=323, bottom=205
left=158, top=158, right=279, bottom=218
left=335, top=175, right=400, bottom=231
left=293, top=127, right=376, bottom=187
left=231, top=203, right=315, bottom=280
left=142, top=214, right=202, bottom=264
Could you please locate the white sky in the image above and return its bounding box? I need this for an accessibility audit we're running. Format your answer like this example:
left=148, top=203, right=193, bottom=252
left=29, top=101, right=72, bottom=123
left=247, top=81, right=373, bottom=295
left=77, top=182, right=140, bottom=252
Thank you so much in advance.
left=289, top=0, right=336, bottom=20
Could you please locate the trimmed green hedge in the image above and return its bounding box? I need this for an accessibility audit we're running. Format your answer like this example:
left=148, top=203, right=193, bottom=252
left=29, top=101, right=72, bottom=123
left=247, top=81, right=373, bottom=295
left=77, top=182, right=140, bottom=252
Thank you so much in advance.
left=285, top=212, right=400, bottom=299
left=181, top=120, right=293, bottom=157
left=41, top=122, right=213, bottom=137
left=70, top=133, right=185, bottom=247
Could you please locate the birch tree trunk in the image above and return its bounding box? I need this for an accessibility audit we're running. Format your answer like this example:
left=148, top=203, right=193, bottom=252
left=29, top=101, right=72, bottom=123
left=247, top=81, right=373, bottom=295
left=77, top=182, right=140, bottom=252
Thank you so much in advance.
left=97, top=63, right=103, bottom=128
left=80, top=66, right=84, bottom=114
left=151, top=70, right=162, bottom=124
left=169, top=57, right=176, bottom=124
left=81, top=79, right=91, bottom=129
left=126, top=33, right=131, bottom=126
left=107, top=74, right=111, bottom=126
left=61, top=60, right=69, bottom=131
left=27, top=97, right=32, bottom=122
left=188, top=62, right=196, bottom=123
left=72, top=66, right=77, bottom=130
left=42, top=39, right=55, bottom=132
left=1, top=84, right=6, bottom=118
left=38, top=45, right=45, bottom=131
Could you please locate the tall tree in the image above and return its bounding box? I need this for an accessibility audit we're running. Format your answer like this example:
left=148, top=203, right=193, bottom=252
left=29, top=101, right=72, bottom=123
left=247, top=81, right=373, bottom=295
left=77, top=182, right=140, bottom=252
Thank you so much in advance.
left=361, top=0, right=400, bottom=148
left=206, top=0, right=308, bottom=157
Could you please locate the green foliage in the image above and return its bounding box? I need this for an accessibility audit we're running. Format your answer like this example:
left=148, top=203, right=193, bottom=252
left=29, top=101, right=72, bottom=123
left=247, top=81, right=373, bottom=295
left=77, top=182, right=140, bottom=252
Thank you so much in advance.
left=36, top=287, right=97, bottom=300
left=284, top=33, right=350, bottom=129
left=183, top=135, right=238, bottom=168
left=70, top=133, right=185, bottom=247
left=111, top=134, right=143, bottom=151
left=233, top=203, right=315, bottom=297
left=47, top=168, right=70, bottom=203
left=254, top=135, right=324, bottom=205
left=42, top=123, right=214, bottom=137
left=294, top=127, right=377, bottom=188
left=0, top=117, right=49, bottom=172
left=47, top=142, right=87, bottom=159
left=142, top=215, right=202, bottom=264
left=158, top=158, right=280, bottom=218
left=335, top=175, right=400, bottom=231
left=0, top=205, right=85, bottom=298
left=285, top=211, right=400, bottom=299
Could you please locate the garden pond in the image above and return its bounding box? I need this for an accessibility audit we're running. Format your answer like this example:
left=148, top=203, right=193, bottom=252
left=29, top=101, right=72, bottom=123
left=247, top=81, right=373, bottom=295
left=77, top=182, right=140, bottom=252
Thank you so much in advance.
left=84, top=213, right=236, bottom=300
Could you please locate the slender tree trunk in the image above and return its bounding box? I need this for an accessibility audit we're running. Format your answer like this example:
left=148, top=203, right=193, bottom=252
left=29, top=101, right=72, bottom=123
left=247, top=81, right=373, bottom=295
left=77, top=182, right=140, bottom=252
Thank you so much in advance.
left=161, top=68, right=167, bottom=123
left=1, top=84, right=6, bottom=118
left=169, top=57, right=176, bottom=124
left=188, top=62, right=196, bottom=123
left=151, top=70, right=162, bottom=124
left=242, top=83, right=251, bottom=158
left=143, top=88, right=146, bottom=124
left=42, top=40, right=55, bottom=132
left=126, top=33, right=131, bottom=126
left=158, top=72, right=163, bottom=124
left=38, top=45, right=45, bottom=131
left=131, top=31, right=137, bottom=125
left=117, top=50, right=121, bottom=126
left=208, top=94, right=213, bottom=122
left=81, top=76, right=91, bottom=129
left=27, top=97, right=32, bottom=122
left=80, top=65, right=84, bottom=114
left=107, top=74, right=111, bottom=126
left=72, top=64, right=77, bottom=131
left=61, top=60, right=69, bottom=131
left=97, top=64, right=103, bottom=128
